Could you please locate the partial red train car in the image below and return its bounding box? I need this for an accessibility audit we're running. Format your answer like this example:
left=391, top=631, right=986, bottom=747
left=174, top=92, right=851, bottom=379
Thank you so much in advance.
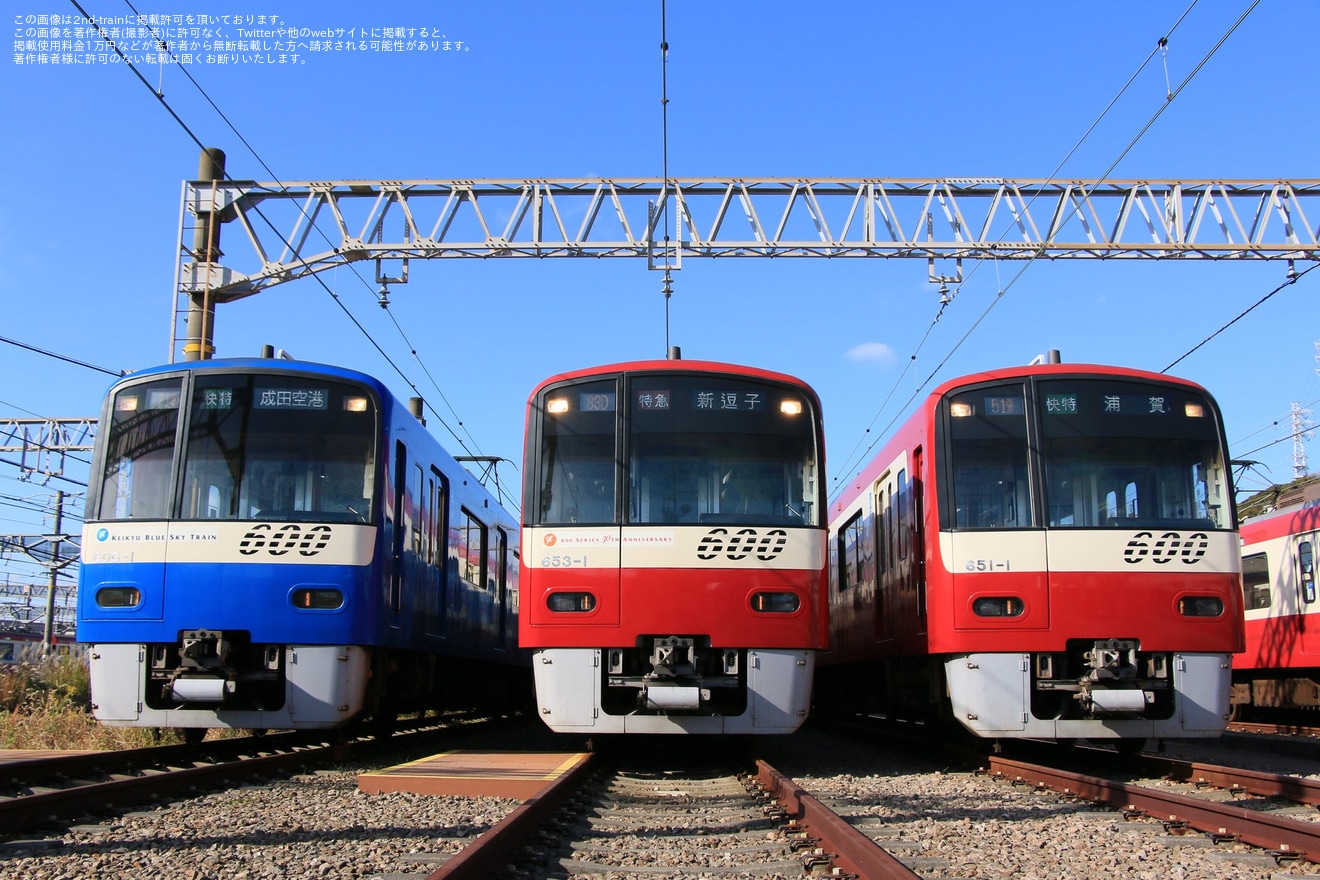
left=520, top=356, right=828, bottom=734
left=1235, top=502, right=1320, bottom=714
left=815, top=361, right=1243, bottom=748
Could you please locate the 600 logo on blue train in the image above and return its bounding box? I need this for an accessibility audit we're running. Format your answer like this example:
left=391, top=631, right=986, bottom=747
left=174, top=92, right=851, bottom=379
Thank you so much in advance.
left=695, top=527, right=788, bottom=561
left=1122, top=531, right=1209, bottom=565
left=238, top=524, right=334, bottom=556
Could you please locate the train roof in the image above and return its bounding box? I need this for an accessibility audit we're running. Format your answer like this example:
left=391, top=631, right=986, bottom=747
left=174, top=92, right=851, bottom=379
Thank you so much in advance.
left=529, top=358, right=820, bottom=398
left=110, top=358, right=391, bottom=394
left=1240, top=500, right=1320, bottom=542
left=925, top=362, right=1213, bottom=398
left=829, top=362, right=1221, bottom=518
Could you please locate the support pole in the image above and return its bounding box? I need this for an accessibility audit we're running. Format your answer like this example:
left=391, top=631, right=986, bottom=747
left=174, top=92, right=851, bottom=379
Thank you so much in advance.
left=42, top=490, right=63, bottom=656
left=183, top=147, right=226, bottom=361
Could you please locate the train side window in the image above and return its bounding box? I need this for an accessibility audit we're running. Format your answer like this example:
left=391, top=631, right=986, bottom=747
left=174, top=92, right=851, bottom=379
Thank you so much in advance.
left=427, top=467, right=450, bottom=633
left=460, top=507, right=489, bottom=589
left=887, top=484, right=898, bottom=566
left=495, top=526, right=510, bottom=648
left=838, top=511, right=864, bottom=591
left=875, top=489, right=887, bottom=574
left=1300, top=542, right=1316, bottom=605
left=897, top=469, right=909, bottom=560
left=1241, top=552, right=1271, bottom=609
left=390, top=441, right=408, bottom=615
left=413, top=463, right=425, bottom=555
left=433, top=469, right=450, bottom=575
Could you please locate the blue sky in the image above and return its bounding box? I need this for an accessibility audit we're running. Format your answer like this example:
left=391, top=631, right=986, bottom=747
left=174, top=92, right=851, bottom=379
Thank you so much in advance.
left=3, top=1, right=1319, bottom=599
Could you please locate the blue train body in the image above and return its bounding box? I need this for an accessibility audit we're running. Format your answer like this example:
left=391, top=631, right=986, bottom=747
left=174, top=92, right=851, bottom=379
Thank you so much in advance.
left=78, top=358, right=528, bottom=733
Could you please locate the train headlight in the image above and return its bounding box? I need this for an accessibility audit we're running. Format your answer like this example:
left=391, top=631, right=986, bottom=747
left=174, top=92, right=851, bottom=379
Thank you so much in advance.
left=972, top=596, right=1024, bottom=617
left=547, top=592, right=596, bottom=612
left=752, top=592, right=801, bottom=613
left=292, top=588, right=344, bottom=610
left=1178, top=595, right=1223, bottom=617
left=546, top=397, right=570, bottom=414
left=779, top=399, right=803, bottom=416
left=96, top=586, right=141, bottom=607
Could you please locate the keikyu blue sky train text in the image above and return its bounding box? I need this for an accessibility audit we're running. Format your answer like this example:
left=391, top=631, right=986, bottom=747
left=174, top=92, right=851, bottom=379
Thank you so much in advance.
left=77, top=357, right=528, bottom=737
left=815, top=361, right=1244, bottom=749
left=520, top=357, right=828, bottom=734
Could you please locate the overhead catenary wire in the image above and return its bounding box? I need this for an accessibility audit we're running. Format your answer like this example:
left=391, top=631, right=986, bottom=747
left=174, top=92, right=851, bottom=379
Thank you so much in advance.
left=0, top=335, right=125, bottom=378
left=832, top=0, right=1264, bottom=488
left=834, top=2, right=1202, bottom=486
left=61, top=0, right=518, bottom=510
left=116, top=0, right=492, bottom=470
left=1162, top=262, right=1316, bottom=373
left=659, top=0, right=675, bottom=353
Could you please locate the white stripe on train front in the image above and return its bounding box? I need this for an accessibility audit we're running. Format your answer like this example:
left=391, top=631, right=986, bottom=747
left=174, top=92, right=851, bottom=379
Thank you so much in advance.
left=939, top=529, right=1238, bottom=574
left=525, top=525, right=823, bottom=570
left=81, top=522, right=377, bottom=566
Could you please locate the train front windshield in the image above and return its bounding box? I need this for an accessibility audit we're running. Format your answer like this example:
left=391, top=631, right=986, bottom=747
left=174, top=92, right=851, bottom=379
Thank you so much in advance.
left=95, top=373, right=378, bottom=523
left=534, top=374, right=821, bottom=526
left=945, top=377, right=1231, bottom=530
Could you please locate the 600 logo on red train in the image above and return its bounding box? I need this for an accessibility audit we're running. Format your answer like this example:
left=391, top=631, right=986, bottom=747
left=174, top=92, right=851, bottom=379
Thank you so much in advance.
left=238, top=524, right=333, bottom=557
left=696, top=527, right=788, bottom=561
left=1122, top=531, right=1208, bottom=565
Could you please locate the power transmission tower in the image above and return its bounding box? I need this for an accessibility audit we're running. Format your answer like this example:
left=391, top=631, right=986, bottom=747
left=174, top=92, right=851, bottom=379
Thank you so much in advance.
left=1292, top=401, right=1314, bottom=480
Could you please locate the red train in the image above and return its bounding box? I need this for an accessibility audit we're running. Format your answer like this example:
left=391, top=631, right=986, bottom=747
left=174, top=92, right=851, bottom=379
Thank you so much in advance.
left=1235, top=501, right=1320, bottom=714
left=519, top=356, right=828, bottom=734
left=815, top=361, right=1244, bottom=747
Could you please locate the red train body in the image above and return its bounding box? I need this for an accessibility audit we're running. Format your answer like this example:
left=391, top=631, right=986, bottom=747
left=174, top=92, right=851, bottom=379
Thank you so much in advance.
left=520, top=358, right=828, bottom=734
left=816, top=362, right=1244, bottom=744
left=1235, top=502, right=1320, bottom=712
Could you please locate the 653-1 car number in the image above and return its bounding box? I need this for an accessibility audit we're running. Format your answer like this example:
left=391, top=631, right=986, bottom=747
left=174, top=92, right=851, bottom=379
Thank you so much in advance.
left=540, top=554, right=588, bottom=568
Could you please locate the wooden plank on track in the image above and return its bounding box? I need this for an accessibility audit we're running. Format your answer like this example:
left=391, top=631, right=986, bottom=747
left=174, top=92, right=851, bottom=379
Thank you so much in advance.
left=358, top=750, right=591, bottom=799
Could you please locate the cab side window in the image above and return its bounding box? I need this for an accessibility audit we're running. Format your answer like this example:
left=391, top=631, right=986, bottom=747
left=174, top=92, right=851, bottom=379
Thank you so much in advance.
left=1241, top=552, right=1270, bottom=609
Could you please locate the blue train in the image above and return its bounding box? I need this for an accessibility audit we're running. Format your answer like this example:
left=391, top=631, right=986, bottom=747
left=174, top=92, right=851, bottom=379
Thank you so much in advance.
left=77, top=356, right=529, bottom=737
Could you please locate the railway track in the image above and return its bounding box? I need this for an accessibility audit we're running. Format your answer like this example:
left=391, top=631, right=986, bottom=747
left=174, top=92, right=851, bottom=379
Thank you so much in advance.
left=982, top=745, right=1320, bottom=865
left=9, top=721, right=1320, bottom=878
left=432, top=753, right=923, bottom=879
left=0, top=713, right=514, bottom=836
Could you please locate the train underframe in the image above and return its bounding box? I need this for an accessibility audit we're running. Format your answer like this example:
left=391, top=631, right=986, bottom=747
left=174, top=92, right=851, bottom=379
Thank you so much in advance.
left=818, top=639, right=1231, bottom=742
left=88, top=629, right=527, bottom=734
left=1231, top=673, right=1320, bottom=717
left=532, top=635, right=814, bottom=734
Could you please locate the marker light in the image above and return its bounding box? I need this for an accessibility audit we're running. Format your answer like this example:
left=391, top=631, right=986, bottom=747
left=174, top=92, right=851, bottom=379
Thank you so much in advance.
left=1184, top=402, right=1205, bottom=418
left=779, top=399, right=803, bottom=416
left=96, top=586, right=141, bottom=607
left=972, top=596, right=1024, bottom=617
left=752, top=592, right=801, bottom=613
left=292, top=588, right=344, bottom=610
left=1178, top=596, right=1223, bottom=617
left=547, top=592, right=596, bottom=612
left=950, top=402, right=974, bottom=418
left=547, top=397, right=570, bottom=414
left=343, top=396, right=370, bottom=412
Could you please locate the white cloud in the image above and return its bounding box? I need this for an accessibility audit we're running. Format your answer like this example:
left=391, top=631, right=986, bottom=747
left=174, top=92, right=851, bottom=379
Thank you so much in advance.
left=845, top=342, right=897, bottom=367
